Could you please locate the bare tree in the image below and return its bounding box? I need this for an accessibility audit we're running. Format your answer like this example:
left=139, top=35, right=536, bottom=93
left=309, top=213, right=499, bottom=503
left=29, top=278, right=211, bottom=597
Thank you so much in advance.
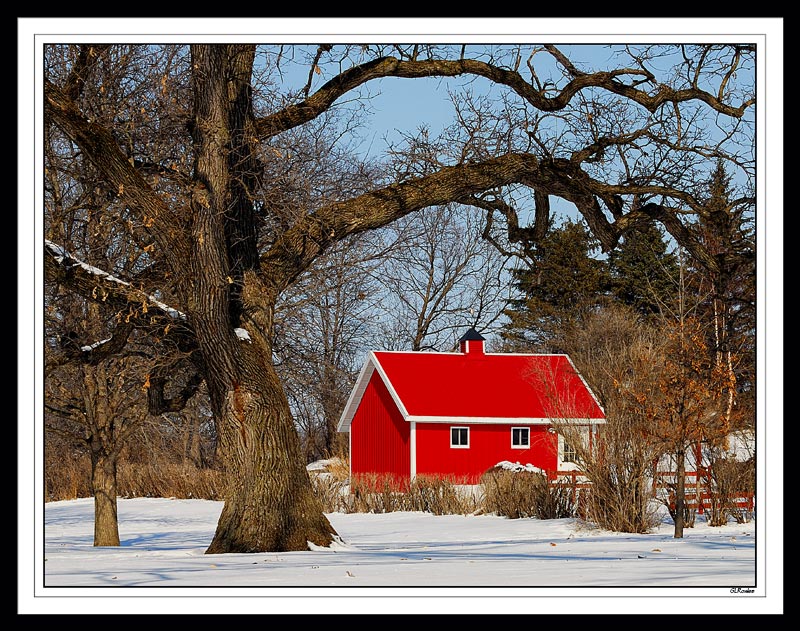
left=614, top=316, right=736, bottom=538
left=534, top=305, right=667, bottom=533
left=44, top=304, right=153, bottom=546
left=275, top=235, right=385, bottom=461
left=43, top=43, right=755, bottom=553
left=376, top=203, right=510, bottom=351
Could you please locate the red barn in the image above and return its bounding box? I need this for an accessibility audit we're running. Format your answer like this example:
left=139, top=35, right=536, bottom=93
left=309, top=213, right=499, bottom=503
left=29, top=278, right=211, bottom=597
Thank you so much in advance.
left=338, top=328, right=606, bottom=484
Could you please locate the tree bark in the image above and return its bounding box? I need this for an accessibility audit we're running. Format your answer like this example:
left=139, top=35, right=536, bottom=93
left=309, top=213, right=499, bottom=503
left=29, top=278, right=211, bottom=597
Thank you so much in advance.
left=83, top=361, right=121, bottom=547
left=91, top=449, right=120, bottom=547
left=188, top=45, right=336, bottom=552
left=204, top=352, right=336, bottom=552
left=674, top=448, right=686, bottom=538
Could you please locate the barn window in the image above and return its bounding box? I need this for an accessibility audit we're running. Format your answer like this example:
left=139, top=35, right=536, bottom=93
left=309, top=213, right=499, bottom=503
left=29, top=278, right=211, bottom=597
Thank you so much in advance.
left=562, top=440, right=578, bottom=462
left=450, top=426, right=469, bottom=448
left=511, top=427, right=530, bottom=448
left=559, top=427, right=590, bottom=465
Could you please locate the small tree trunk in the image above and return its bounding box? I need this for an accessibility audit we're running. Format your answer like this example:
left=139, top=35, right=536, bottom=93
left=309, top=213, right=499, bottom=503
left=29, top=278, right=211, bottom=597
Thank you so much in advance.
left=91, top=449, right=120, bottom=546
left=695, top=442, right=704, bottom=515
left=182, top=413, right=203, bottom=468
left=674, top=449, right=686, bottom=538
left=321, top=365, right=347, bottom=458
left=82, top=361, right=121, bottom=547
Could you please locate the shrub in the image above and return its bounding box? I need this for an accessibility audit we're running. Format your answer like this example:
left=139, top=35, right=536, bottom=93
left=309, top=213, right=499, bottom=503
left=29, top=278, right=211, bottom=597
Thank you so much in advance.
left=582, top=469, right=661, bottom=533
left=311, top=470, right=480, bottom=515
left=404, top=475, right=479, bottom=515
left=480, top=466, right=577, bottom=519
left=704, top=456, right=756, bottom=525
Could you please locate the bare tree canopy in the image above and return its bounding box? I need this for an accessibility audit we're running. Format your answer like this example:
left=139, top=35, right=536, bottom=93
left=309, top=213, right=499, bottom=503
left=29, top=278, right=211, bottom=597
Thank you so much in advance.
left=40, top=39, right=755, bottom=553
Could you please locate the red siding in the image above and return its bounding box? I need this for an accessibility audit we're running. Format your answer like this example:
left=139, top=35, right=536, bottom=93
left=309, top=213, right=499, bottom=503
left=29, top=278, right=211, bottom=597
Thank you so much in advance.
left=415, top=423, right=559, bottom=483
left=350, top=371, right=410, bottom=480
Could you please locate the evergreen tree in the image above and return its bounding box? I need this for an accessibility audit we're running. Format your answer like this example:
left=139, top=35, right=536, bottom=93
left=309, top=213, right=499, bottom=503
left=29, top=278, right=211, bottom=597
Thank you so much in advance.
left=607, top=222, right=679, bottom=319
left=502, top=218, right=610, bottom=351
left=686, top=160, right=756, bottom=431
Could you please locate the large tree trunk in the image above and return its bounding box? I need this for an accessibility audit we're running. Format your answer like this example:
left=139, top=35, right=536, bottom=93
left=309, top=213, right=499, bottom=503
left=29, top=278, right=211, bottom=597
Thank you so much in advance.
left=188, top=44, right=337, bottom=553
left=203, top=349, right=336, bottom=553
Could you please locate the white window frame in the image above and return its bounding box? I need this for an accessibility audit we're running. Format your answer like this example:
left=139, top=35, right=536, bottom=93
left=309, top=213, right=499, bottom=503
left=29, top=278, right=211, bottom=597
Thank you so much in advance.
left=562, top=438, right=578, bottom=463
left=558, top=427, right=590, bottom=466
left=511, top=426, right=530, bottom=449
left=450, top=426, right=470, bottom=448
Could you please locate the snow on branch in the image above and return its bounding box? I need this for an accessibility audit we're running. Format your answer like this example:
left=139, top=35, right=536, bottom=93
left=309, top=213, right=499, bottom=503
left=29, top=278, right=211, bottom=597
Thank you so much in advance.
left=44, top=240, right=186, bottom=321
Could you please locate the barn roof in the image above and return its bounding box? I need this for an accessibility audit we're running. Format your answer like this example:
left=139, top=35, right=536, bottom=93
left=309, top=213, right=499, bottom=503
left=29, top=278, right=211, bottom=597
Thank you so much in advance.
left=338, top=346, right=605, bottom=432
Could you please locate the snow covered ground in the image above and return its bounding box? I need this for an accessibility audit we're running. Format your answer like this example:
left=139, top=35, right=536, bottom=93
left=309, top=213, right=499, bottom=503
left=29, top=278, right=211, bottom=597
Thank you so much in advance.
left=25, top=496, right=781, bottom=615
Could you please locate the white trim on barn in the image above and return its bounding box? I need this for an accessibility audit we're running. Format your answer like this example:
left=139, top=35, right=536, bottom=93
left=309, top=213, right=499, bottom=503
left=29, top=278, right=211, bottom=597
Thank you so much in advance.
left=338, top=352, right=413, bottom=432
left=410, top=421, right=417, bottom=478
left=405, top=415, right=605, bottom=425
left=563, top=354, right=606, bottom=415
left=337, top=356, right=375, bottom=432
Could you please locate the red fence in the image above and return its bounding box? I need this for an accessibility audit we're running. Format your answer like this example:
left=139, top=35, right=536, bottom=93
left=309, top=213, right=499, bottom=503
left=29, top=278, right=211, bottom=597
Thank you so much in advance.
left=652, top=469, right=754, bottom=514
left=549, top=469, right=754, bottom=516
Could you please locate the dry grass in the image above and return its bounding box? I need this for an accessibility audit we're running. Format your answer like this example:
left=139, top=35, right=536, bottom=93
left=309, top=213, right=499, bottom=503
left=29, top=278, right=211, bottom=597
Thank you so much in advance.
left=311, top=469, right=481, bottom=515
left=116, top=462, right=225, bottom=500
left=45, top=443, right=676, bottom=535
left=45, top=446, right=575, bottom=522
left=44, top=451, right=92, bottom=502
left=44, top=450, right=225, bottom=502
left=582, top=471, right=661, bottom=533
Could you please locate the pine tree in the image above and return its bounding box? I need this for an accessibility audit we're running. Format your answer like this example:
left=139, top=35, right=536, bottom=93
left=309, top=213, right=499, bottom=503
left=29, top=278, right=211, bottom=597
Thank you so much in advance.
left=607, top=223, right=679, bottom=319
left=502, top=219, right=610, bottom=351
left=687, top=160, right=756, bottom=432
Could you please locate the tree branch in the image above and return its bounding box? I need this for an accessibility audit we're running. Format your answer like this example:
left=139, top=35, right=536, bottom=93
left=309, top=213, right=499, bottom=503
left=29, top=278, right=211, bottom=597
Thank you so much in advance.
left=45, top=240, right=192, bottom=330
left=44, top=79, right=192, bottom=267
left=254, top=49, right=752, bottom=140
left=260, top=151, right=723, bottom=289
left=146, top=361, right=205, bottom=415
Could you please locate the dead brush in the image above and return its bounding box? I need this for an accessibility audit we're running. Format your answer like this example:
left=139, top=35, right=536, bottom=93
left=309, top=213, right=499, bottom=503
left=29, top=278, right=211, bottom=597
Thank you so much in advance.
left=45, top=451, right=91, bottom=501
left=480, top=468, right=577, bottom=519
left=704, top=456, right=756, bottom=525
left=324, top=455, right=351, bottom=482
left=116, top=462, right=225, bottom=500
left=332, top=473, right=480, bottom=515
left=309, top=471, right=351, bottom=513
left=402, top=475, right=477, bottom=515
